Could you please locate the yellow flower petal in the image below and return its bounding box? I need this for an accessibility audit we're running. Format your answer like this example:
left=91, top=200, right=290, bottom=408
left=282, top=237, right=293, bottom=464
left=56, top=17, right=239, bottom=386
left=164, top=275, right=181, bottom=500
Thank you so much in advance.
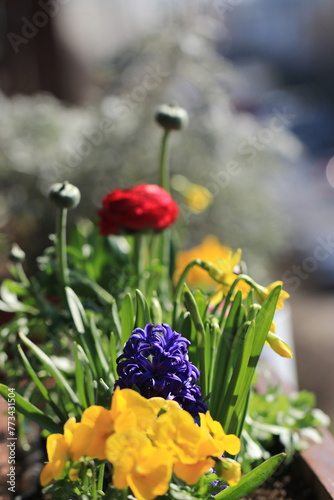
left=40, top=462, right=54, bottom=487
left=219, top=458, right=241, bottom=486
left=46, top=434, right=68, bottom=479
left=174, top=236, right=233, bottom=287
left=174, top=458, right=215, bottom=485
left=69, top=467, right=80, bottom=481
left=69, top=423, right=93, bottom=461
left=184, top=184, right=212, bottom=213
left=223, top=434, right=241, bottom=456
left=266, top=332, right=293, bottom=358
left=127, top=448, right=173, bottom=500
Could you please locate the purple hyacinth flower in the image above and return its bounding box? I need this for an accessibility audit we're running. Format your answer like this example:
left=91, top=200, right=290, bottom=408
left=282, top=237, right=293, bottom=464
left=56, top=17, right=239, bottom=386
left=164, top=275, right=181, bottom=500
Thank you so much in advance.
left=114, top=323, right=207, bottom=417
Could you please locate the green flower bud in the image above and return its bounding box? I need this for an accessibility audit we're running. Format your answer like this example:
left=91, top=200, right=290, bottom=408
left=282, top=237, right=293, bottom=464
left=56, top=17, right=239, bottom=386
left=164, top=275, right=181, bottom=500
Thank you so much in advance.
left=154, top=104, right=189, bottom=131
left=49, top=181, right=81, bottom=209
left=8, top=243, right=25, bottom=263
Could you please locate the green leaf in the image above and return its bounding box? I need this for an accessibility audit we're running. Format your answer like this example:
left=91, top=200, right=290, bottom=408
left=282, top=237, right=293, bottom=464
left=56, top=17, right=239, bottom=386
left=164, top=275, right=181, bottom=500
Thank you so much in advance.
left=120, top=292, right=135, bottom=345
left=183, top=285, right=207, bottom=394
left=89, top=314, right=111, bottom=380
left=65, top=286, right=88, bottom=334
left=19, top=332, right=81, bottom=410
left=0, top=384, right=61, bottom=434
left=73, top=342, right=88, bottom=408
left=210, top=291, right=243, bottom=416
left=214, top=453, right=286, bottom=499
left=134, top=289, right=150, bottom=327
left=17, top=345, right=66, bottom=421
left=218, top=321, right=255, bottom=432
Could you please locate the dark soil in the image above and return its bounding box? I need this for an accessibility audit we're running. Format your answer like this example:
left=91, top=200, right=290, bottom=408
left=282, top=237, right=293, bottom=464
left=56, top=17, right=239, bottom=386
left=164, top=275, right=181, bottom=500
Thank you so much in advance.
left=242, top=459, right=316, bottom=500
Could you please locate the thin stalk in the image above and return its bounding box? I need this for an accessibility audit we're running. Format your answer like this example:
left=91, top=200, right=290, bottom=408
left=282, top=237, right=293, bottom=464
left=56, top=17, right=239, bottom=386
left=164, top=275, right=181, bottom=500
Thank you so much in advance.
left=122, top=487, right=129, bottom=500
left=13, top=264, right=53, bottom=316
left=172, top=259, right=204, bottom=326
left=97, top=463, right=105, bottom=492
left=56, top=207, right=69, bottom=287
left=133, top=233, right=145, bottom=292
left=91, top=461, right=97, bottom=500
left=157, top=129, right=172, bottom=308
left=14, top=263, right=29, bottom=287
left=159, top=130, right=171, bottom=191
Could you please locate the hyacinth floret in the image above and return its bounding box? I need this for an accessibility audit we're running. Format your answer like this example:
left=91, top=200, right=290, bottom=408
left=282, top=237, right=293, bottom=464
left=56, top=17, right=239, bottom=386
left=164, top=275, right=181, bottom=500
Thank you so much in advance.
left=115, top=323, right=207, bottom=417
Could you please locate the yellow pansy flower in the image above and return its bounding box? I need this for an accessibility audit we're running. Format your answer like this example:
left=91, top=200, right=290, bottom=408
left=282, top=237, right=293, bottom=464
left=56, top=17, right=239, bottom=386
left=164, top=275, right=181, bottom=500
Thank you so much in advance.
left=151, top=407, right=241, bottom=485
left=40, top=417, right=78, bottom=486
left=152, top=407, right=208, bottom=463
left=173, top=458, right=216, bottom=485
left=70, top=406, right=115, bottom=460
left=111, top=387, right=157, bottom=433
left=199, top=411, right=241, bottom=456
left=70, top=388, right=158, bottom=461
left=147, top=397, right=182, bottom=416
left=106, top=429, right=173, bottom=500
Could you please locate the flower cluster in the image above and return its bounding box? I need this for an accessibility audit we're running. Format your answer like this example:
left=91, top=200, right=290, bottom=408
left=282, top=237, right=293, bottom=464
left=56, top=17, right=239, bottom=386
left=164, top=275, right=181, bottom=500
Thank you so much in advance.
left=40, top=388, right=241, bottom=500
left=115, top=323, right=207, bottom=417
left=98, top=184, right=179, bottom=235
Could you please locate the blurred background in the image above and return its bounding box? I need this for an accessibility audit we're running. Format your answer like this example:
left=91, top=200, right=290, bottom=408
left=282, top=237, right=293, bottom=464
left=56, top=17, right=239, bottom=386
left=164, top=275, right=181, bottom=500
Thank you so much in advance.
left=0, top=0, right=333, bottom=428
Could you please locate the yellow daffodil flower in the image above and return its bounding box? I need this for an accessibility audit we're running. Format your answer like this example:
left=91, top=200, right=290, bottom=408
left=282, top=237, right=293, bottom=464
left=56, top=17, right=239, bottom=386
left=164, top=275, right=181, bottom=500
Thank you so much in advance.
left=184, top=184, right=212, bottom=213
left=254, top=281, right=290, bottom=309
left=215, top=457, right=241, bottom=486
left=266, top=332, right=293, bottom=358
left=40, top=417, right=78, bottom=486
left=106, top=429, right=173, bottom=500
left=175, top=236, right=234, bottom=288
left=171, top=174, right=212, bottom=213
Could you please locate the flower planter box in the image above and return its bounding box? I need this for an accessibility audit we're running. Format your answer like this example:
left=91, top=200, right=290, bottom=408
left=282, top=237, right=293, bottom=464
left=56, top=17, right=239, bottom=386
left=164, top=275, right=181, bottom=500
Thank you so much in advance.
left=299, top=428, right=334, bottom=500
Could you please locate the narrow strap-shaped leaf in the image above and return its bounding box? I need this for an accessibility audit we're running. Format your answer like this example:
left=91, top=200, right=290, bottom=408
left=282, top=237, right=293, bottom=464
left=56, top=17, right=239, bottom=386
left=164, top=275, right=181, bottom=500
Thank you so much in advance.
left=19, top=332, right=81, bottom=409
left=134, top=289, right=150, bottom=328
left=214, top=453, right=286, bottom=499
left=109, top=332, right=118, bottom=380
left=217, top=321, right=255, bottom=431
left=183, top=284, right=207, bottom=395
left=65, top=286, right=88, bottom=334
left=120, top=292, right=135, bottom=345
left=73, top=342, right=88, bottom=408
left=111, top=300, right=122, bottom=339
left=89, top=314, right=110, bottom=379
left=210, top=292, right=243, bottom=415
left=232, top=286, right=281, bottom=423
left=0, top=384, right=61, bottom=434
left=17, top=345, right=66, bottom=421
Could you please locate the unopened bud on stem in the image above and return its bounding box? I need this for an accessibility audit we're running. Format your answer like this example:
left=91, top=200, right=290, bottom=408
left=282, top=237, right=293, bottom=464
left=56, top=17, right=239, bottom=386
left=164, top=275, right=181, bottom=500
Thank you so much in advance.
left=49, top=181, right=81, bottom=209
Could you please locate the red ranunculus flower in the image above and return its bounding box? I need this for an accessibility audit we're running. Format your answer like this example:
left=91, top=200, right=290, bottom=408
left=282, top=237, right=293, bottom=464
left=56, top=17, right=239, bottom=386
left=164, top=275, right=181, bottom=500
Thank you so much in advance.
left=98, top=184, right=179, bottom=235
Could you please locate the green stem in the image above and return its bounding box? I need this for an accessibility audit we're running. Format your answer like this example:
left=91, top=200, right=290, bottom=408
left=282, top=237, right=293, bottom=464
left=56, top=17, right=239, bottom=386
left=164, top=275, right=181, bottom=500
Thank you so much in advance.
left=91, top=461, right=97, bottom=500
left=159, top=130, right=171, bottom=191
left=122, top=487, right=129, bottom=500
left=97, top=463, right=105, bottom=492
left=56, top=207, right=69, bottom=287
left=13, top=264, right=53, bottom=316
left=133, top=233, right=145, bottom=292
left=14, top=262, right=29, bottom=287
left=172, top=259, right=205, bottom=326
left=218, top=274, right=257, bottom=328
